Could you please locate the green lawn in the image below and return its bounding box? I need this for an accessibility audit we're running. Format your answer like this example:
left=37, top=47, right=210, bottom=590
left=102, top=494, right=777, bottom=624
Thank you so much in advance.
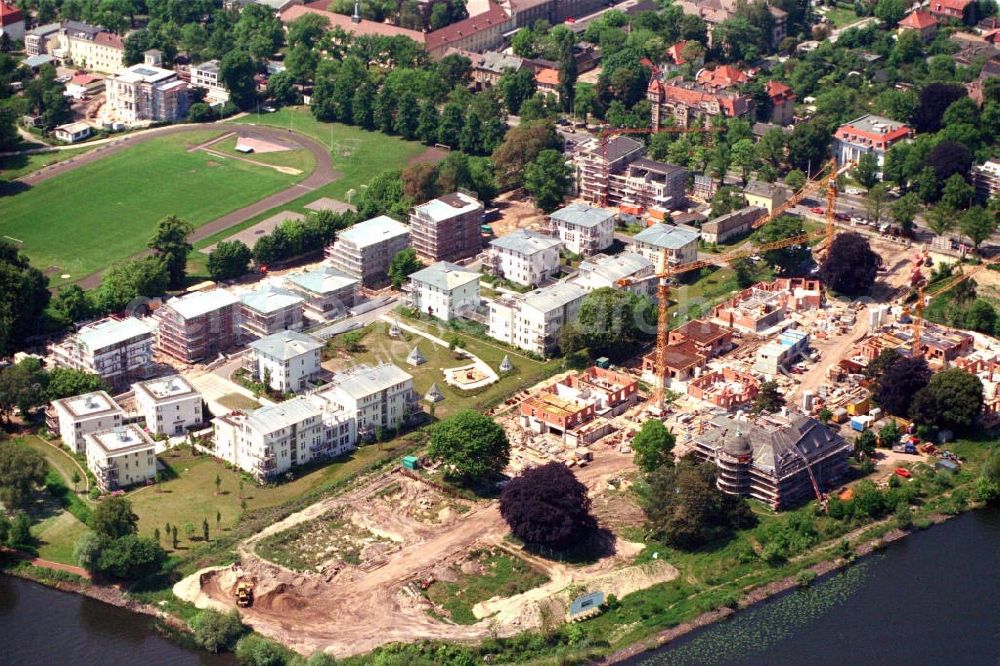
left=0, top=131, right=305, bottom=285
left=33, top=511, right=89, bottom=564
left=823, top=6, right=860, bottom=28
left=15, top=435, right=88, bottom=492
left=217, top=393, right=262, bottom=411
left=210, top=135, right=316, bottom=172
left=128, top=444, right=406, bottom=553
left=0, top=146, right=94, bottom=180
left=324, top=319, right=561, bottom=419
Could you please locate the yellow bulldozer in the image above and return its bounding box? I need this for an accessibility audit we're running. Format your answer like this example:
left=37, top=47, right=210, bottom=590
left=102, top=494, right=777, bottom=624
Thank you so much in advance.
left=236, top=581, right=254, bottom=608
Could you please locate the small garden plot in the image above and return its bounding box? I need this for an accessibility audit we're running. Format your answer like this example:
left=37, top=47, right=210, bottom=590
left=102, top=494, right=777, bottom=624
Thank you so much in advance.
left=256, top=509, right=389, bottom=572
left=424, top=547, right=549, bottom=625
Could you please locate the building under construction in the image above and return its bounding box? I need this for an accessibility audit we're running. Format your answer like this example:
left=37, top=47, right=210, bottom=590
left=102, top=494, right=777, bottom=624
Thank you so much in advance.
left=573, top=136, right=687, bottom=215
left=692, top=411, right=852, bottom=510
left=408, top=191, right=484, bottom=263
left=155, top=289, right=240, bottom=364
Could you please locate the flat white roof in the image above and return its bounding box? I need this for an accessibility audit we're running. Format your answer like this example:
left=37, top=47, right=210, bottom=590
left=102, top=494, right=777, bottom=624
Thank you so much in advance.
left=86, top=424, right=156, bottom=455
left=54, top=391, right=122, bottom=418
left=165, top=289, right=239, bottom=320
left=55, top=121, right=92, bottom=134
left=337, top=216, right=410, bottom=249
left=490, top=229, right=562, bottom=255
left=134, top=375, right=198, bottom=401
left=75, top=317, right=152, bottom=352
left=114, top=63, right=177, bottom=84
left=240, top=287, right=304, bottom=315
left=413, top=192, right=481, bottom=222
left=245, top=396, right=322, bottom=434
left=326, top=363, right=412, bottom=400
left=285, top=265, right=359, bottom=295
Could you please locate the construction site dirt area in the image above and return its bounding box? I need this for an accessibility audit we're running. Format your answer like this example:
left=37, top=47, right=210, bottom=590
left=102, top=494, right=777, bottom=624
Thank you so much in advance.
left=176, top=434, right=674, bottom=658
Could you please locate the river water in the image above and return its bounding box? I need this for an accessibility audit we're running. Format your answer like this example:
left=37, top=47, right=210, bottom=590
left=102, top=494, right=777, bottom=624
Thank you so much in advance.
left=1, top=510, right=997, bottom=665
left=629, top=509, right=1000, bottom=666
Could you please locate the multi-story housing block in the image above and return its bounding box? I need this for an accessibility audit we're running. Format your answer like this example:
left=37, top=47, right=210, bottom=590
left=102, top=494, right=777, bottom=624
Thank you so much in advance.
left=133, top=375, right=203, bottom=436
left=189, top=59, right=228, bottom=101
left=833, top=115, right=913, bottom=179
left=24, top=22, right=61, bottom=56
left=155, top=289, right=240, bottom=363
left=488, top=281, right=587, bottom=356
left=404, top=262, right=481, bottom=321
left=483, top=229, right=562, bottom=288
left=973, top=159, right=1000, bottom=203
left=548, top=203, right=616, bottom=256
left=105, top=63, right=189, bottom=124
left=284, top=265, right=359, bottom=320
left=610, top=158, right=688, bottom=216
left=239, top=286, right=305, bottom=340
left=50, top=391, right=125, bottom=454
left=572, top=252, right=656, bottom=300
left=574, top=135, right=645, bottom=205
left=85, top=424, right=157, bottom=492
left=54, top=20, right=125, bottom=73
left=320, top=364, right=420, bottom=440
left=325, top=216, right=411, bottom=287
left=629, top=223, right=700, bottom=267
left=244, top=330, right=324, bottom=393
left=49, top=316, right=154, bottom=383
left=409, top=191, right=484, bottom=263
left=648, top=76, right=753, bottom=130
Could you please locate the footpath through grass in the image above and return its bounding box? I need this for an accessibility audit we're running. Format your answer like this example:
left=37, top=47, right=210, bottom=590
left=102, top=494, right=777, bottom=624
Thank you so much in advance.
left=0, top=131, right=304, bottom=285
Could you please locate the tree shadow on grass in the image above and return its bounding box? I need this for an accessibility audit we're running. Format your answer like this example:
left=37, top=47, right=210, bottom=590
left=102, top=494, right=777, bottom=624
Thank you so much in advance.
left=523, top=527, right=617, bottom=566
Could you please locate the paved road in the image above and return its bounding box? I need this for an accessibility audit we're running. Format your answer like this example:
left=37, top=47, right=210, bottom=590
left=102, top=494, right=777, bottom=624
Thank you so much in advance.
left=11, top=121, right=339, bottom=289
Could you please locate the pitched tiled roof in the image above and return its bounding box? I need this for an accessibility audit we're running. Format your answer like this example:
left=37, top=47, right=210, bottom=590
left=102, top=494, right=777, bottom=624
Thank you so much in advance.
left=765, top=80, right=795, bottom=102
left=535, top=67, right=559, bottom=86
left=696, top=65, right=748, bottom=89
left=667, top=41, right=687, bottom=65
left=900, top=10, right=938, bottom=29
left=281, top=2, right=426, bottom=42
left=650, top=76, right=752, bottom=118
left=424, top=2, right=511, bottom=53
left=95, top=31, right=124, bottom=49
left=0, top=1, right=23, bottom=26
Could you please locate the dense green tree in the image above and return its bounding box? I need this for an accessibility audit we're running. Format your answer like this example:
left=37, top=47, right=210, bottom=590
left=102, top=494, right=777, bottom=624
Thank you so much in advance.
left=853, top=153, right=880, bottom=190
left=632, top=420, right=676, bottom=473
left=499, top=67, right=536, bottom=115
left=266, top=71, right=298, bottom=106
left=875, top=356, right=931, bottom=418
left=710, top=187, right=746, bottom=218
left=641, top=459, right=755, bottom=549
left=0, top=240, right=51, bottom=357
left=912, top=368, right=984, bottom=431
left=491, top=120, right=561, bottom=189
left=8, top=513, right=31, bottom=548
left=925, top=203, right=957, bottom=238
left=374, top=85, right=396, bottom=134
left=891, top=192, right=921, bottom=235
left=96, top=534, right=166, bottom=580
left=416, top=99, right=440, bottom=144
left=94, top=257, right=169, bottom=314
left=855, top=429, right=878, bottom=459
left=89, top=496, right=139, bottom=540
left=786, top=120, right=831, bottom=173
left=576, top=288, right=654, bottom=356
left=437, top=102, right=464, bottom=147
left=865, top=183, right=889, bottom=225
left=351, top=82, right=376, bottom=130
left=914, top=83, right=966, bottom=133
left=219, top=50, right=257, bottom=109
left=45, top=368, right=108, bottom=402
left=429, top=410, right=510, bottom=483
left=558, top=37, right=577, bottom=113
left=752, top=380, right=785, bottom=414
left=191, top=609, right=246, bottom=653
left=208, top=241, right=253, bottom=281
left=235, top=634, right=290, bottom=666
left=524, top=149, right=571, bottom=213
left=752, top=216, right=809, bottom=273
left=0, top=359, right=48, bottom=423
left=0, top=444, right=47, bottom=510
left=149, top=215, right=193, bottom=289
left=286, top=13, right=329, bottom=49
left=820, top=232, right=882, bottom=296
left=874, top=0, right=906, bottom=26
left=960, top=207, right=994, bottom=251
left=187, top=103, right=215, bottom=123
left=387, top=248, right=422, bottom=289
left=394, top=92, right=420, bottom=140
left=459, top=109, right=483, bottom=154
left=499, top=462, right=597, bottom=550
left=940, top=174, right=975, bottom=211
left=784, top=169, right=806, bottom=192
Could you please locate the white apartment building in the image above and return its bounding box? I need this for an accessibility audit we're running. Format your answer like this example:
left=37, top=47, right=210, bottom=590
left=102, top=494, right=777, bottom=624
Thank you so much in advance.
left=629, top=223, right=700, bottom=267
left=548, top=203, right=616, bottom=256
left=404, top=261, right=481, bottom=321
left=86, top=424, right=157, bottom=491
left=104, top=63, right=189, bottom=125
left=245, top=330, right=324, bottom=393
left=133, top=375, right=204, bottom=436
left=572, top=252, right=656, bottom=300
left=484, top=229, right=562, bottom=288
left=213, top=395, right=355, bottom=482
left=325, top=216, right=411, bottom=287
left=488, top=281, right=588, bottom=356
left=50, top=391, right=125, bottom=454
left=833, top=114, right=913, bottom=179
left=189, top=59, right=228, bottom=102
left=284, top=265, right=359, bottom=321
left=49, top=316, right=154, bottom=383
left=53, top=21, right=125, bottom=73
left=321, top=364, right=420, bottom=440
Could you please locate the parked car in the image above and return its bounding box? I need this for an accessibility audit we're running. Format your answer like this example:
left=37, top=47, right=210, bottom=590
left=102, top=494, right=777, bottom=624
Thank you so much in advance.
left=810, top=207, right=824, bottom=214
left=835, top=212, right=850, bottom=221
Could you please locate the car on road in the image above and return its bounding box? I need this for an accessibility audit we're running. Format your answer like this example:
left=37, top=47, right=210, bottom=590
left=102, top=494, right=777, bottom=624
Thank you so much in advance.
left=851, top=216, right=866, bottom=225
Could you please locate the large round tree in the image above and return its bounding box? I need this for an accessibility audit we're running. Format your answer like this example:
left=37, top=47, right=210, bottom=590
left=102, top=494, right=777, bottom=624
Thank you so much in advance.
left=874, top=356, right=931, bottom=418
left=912, top=368, right=984, bottom=431
left=428, top=409, right=510, bottom=483
left=819, top=232, right=882, bottom=296
left=500, top=462, right=597, bottom=550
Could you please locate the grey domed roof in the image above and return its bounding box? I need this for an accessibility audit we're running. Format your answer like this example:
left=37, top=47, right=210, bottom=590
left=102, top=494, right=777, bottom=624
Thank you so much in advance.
left=724, top=433, right=752, bottom=456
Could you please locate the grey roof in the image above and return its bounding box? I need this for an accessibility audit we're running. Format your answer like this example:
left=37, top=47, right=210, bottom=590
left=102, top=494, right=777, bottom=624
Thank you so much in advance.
left=588, top=135, right=644, bottom=162
left=699, top=413, right=850, bottom=480
left=240, top=286, right=304, bottom=314
left=632, top=223, right=700, bottom=250
left=474, top=50, right=525, bottom=73
left=523, top=281, right=588, bottom=313
left=490, top=229, right=562, bottom=255
left=245, top=396, right=321, bottom=434
left=26, top=23, right=62, bottom=37
left=63, top=20, right=102, bottom=38
left=744, top=180, right=789, bottom=200
left=550, top=203, right=617, bottom=229
left=285, top=266, right=358, bottom=295
left=577, top=252, right=653, bottom=284
left=76, top=317, right=152, bottom=352
left=703, top=205, right=765, bottom=233
left=424, top=382, right=445, bottom=402
left=407, top=346, right=426, bottom=366
left=23, top=54, right=56, bottom=68
left=628, top=157, right=687, bottom=177
left=337, top=216, right=410, bottom=249
left=329, top=363, right=412, bottom=400
left=408, top=261, right=481, bottom=291
left=248, top=330, right=323, bottom=361
left=194, top=59, right=220, bottom=73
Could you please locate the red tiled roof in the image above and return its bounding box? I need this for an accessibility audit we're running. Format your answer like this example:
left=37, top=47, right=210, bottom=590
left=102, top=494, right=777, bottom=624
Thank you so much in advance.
left=930, top=0, right=972, bottom=12
left=424, top=2, right=510, bottom=53
left=900, top=11, right=938, bottom=29
left=94, top=32, right=124, bottom=49
left=651, top=76, right=752, bottom=117
left=834, top=119, right=912, bottom=151
left=535, top=67, right=559, bottom=86
left=765, top=80, right=795, bottom=102
left=696, top=65, right=748, bottom=89
left=71, top=73, right=103, bottom=85
left=667, top=41, right=687, bottom=65
left=0, top=1, right=23, bottom=26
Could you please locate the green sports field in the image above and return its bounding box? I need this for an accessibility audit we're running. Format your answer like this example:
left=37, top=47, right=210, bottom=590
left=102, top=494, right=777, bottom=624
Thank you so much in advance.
left=0, top=131, right=304, bottom=284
